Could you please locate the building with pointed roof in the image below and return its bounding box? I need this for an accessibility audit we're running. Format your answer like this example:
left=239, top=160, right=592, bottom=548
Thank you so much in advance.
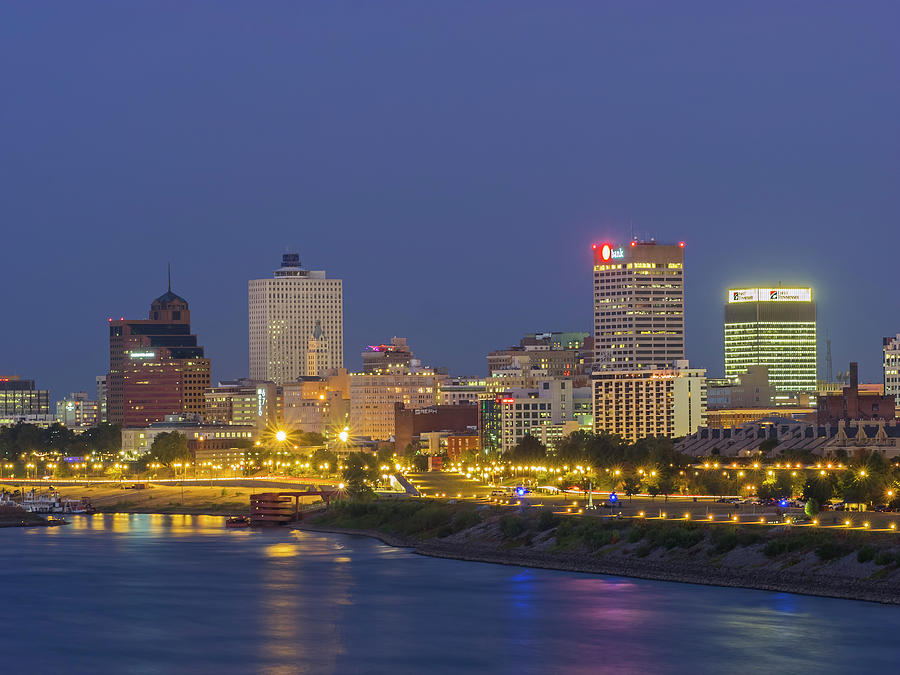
left=106, top=277, right=210, bottom=427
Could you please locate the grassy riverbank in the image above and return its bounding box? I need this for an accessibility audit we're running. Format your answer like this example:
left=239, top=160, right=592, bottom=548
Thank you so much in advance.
left=306, top=500, right=900, bottom=603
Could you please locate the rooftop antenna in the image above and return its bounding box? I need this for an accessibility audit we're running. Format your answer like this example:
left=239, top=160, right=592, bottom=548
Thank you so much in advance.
left=629, top=218, right=635, bottom=242
left=167, top=262, right=172, bottom=292
left=825, top=334, right=833, bottom=384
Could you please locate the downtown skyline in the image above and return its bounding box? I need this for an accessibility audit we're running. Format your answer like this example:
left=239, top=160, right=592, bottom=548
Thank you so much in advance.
left=2, top=2, right=898, bottom=397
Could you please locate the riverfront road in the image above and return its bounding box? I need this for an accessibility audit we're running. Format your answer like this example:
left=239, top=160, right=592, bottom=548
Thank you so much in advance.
left=406, top=472, right=900, bottom=530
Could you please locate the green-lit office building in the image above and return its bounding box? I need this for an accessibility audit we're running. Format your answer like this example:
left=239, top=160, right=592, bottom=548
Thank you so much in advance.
left=724, top=287, right=817, bottom=395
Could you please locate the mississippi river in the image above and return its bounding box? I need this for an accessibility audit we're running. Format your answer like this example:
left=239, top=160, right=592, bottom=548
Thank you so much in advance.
left=1, top=514, right=897, bottom=673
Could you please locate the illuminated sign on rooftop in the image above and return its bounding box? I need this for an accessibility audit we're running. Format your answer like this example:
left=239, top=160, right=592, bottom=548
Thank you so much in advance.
left=129, top=351, right=156, bottom=358
left=728, top=288, right=812, bottom=303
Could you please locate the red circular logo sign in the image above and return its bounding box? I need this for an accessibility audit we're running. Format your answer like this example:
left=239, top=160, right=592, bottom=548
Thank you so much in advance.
left=600, top=244, right=611, bottom=261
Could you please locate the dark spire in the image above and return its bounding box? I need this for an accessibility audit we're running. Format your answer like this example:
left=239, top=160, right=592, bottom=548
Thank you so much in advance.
left=167, top=262, right=172, bottom=292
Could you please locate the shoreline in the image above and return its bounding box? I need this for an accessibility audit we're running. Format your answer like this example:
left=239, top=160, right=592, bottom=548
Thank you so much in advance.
left=296, top=522, right=900, bottom=606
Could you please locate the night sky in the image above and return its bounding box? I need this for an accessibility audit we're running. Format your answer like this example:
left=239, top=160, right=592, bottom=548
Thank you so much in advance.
left=2, top=2, right=898, bottom=400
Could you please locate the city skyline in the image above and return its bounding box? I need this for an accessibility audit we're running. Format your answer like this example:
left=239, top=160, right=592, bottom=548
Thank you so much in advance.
left=2, top=3, right=898, bottom=397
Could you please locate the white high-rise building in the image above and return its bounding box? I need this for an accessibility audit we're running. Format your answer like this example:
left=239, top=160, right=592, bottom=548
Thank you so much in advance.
left=249, top=252, right=343, bottom=385
left=884, top=334, right=900, bottom=407
left=592, top=240, right=685, bottom=370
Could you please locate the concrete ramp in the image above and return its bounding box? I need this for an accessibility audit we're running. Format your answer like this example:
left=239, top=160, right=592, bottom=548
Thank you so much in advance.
left=393, top=473, right=419, bottom=496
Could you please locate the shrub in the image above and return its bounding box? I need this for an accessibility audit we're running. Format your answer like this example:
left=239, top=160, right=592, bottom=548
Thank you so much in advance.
left=857, top=546, right=876, bottom=564
left=451, top=510, right=481, bottom=533
left=874, top=550, right=895, bottom=566
left=537, top=508, right=559, bottom=531
left=500, top=515, right=526, bottom=539
left=815, top=541, right=850, bottom=561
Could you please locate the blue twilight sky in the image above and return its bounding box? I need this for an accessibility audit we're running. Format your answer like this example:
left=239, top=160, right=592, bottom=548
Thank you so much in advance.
left=1, top=2, right=898, bottom=400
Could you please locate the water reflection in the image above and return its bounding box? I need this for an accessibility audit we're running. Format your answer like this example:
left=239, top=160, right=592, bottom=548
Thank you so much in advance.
left=0, top=516, right=898, bottom=673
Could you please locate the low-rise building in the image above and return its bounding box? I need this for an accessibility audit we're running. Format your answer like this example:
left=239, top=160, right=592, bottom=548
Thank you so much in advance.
left=282, top=371, right=350, bottom=435
left=677, top=417, right=900, bottom=460
left=394, top=403, right=478, bottom=453
left=121, top=416, right=256, bottom=457
left=204, top=379, right=281, bottom=431
left=56, top=392, right=100, bottom=428
left=0, top=376, right=50, bottom=418
left=817, top=363, right=895, bottom=425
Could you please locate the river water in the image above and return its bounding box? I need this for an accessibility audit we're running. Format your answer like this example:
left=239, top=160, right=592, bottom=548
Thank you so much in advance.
left=1, top=514, right=897, bottom=673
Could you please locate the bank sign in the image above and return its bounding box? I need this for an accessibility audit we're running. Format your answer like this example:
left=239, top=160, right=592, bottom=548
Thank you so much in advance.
left=728, top=288, right=812, bottom=303
left=598, top=243, right=625, bottom=261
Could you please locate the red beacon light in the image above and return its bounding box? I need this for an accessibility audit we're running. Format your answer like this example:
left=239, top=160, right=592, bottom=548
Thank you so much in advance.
left=679, top=241, right=685, bottom=248
left=592, top=244, right=597, bottom=250
left=630, top=241, right=636, bottom=247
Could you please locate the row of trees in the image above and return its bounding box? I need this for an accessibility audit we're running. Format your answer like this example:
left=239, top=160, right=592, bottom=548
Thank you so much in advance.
left=0, top=422, right=122, bottom=460
left=505, top=432, right=900, bottom=508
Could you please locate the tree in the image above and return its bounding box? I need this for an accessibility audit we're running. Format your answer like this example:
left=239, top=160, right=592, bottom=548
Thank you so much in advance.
left=341, top=452, right=379, bottom=499
left=647, top=484, right=660, bottom=500
left=148, top=432, right=190, bottom=465
left=312, top=448, right=338, bottom=474
left=801, top=475, right=834, bottom=505
left=805, top=499, right=820, bottom=518
left=622, top=476, right=642, bottom=501
left=657, top=477, right=675, bottom=502
left=510, top=435, right=547, bottom=464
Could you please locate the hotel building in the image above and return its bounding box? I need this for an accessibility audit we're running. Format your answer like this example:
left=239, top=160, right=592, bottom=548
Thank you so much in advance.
left=249, top=252, right=343, bottom=385
left=592, top=361, right=707, bottom=441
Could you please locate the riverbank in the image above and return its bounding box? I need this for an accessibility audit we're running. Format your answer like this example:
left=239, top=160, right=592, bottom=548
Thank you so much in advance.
left=301, top=500, right=900, bottom=605
left=0, top=482, right=249, bottom=516
left=0, top=511, right=66, bottom=528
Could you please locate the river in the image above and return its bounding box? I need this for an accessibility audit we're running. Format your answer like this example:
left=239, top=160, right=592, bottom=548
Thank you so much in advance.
left=1, top=514, right=897, bottom=673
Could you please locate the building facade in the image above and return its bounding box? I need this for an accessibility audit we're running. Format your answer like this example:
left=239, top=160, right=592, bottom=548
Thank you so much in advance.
left=884, top=334, right=900, bottom=407
left=592, top=240, right=685, bottom=371
left=348, top=372, right=438, bottom=441
left=56, top=392, right=100, bottom=428
left=106, top=286, right=210, bottom=427
left=121, top=417, right=256, bottom=458
left=592, top=361, right=707, bottom=442
left=249, top=252, right=343, bottom=385
left=0, top=377, right=50, bottom=418
left=393, top=403, right=478, bottom=454
left=204, top=379, right=281, bottom=431
left=818, top=362, right=895, bottom=425
left=282, top=374, right=350, bottom=435
left=96, top=375, right=108, bottom=423
left=487, top=332, right=592, bottom=379
left=724, top=287, right=817, bottom=396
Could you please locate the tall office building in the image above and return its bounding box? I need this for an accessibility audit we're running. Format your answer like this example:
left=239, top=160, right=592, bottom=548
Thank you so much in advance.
left=107, top=284, right=210, bottom=427
left=724, top=287, right=817, bottom=395
left=884, top=334, right=900, bottom=407
left=249, top=252, right=343, bottom=385
left=592, top=240, right=685, bottom=371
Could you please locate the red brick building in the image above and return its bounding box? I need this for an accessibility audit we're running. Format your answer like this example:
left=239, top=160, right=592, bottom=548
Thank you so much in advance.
left=817, top=362, right=895, bottom=425
left=394, top=403, right=477, bottom=453
left=107, top=284, right=211, bottom=427
left=446, top=434, right=480, bottom=461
